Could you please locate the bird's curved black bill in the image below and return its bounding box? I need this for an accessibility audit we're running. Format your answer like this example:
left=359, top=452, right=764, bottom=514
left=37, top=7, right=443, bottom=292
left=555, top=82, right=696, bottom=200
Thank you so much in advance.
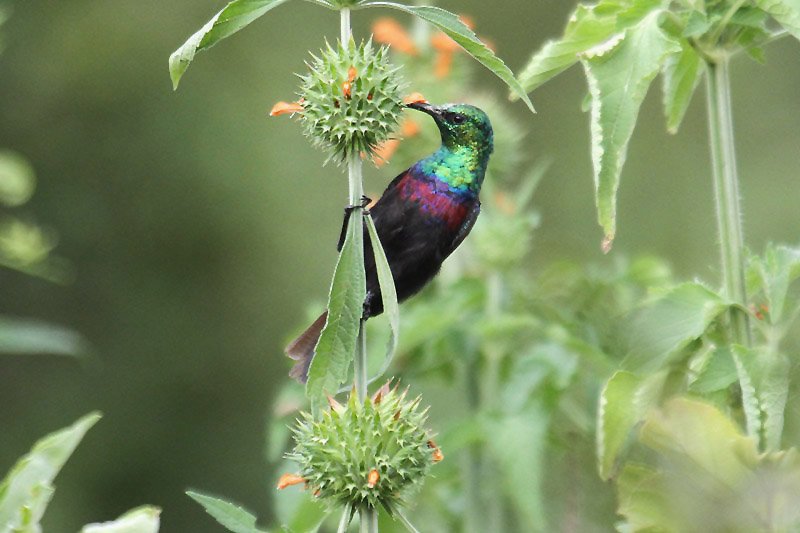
left=407, top=102, right=440, bottom=117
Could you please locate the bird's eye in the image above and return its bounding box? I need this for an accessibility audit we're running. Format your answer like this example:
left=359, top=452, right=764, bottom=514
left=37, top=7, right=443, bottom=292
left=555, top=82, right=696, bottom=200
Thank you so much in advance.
left=452, top=114, right=467, bottom=125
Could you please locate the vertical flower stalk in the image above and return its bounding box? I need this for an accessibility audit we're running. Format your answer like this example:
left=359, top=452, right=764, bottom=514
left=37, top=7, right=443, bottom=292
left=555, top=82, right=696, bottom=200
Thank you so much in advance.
left=706, top=55, right=750, bottom=346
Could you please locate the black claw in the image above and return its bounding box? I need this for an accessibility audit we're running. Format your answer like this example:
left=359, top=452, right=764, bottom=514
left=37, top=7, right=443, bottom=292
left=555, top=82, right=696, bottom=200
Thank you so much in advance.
left=337, top=197, right=373, bottom=252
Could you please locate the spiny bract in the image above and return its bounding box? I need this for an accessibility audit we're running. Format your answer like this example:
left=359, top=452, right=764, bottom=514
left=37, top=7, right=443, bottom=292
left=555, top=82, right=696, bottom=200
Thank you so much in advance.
left=298, top=38, right=405, bottom=164
left=286, top=385, right=437, bottom=513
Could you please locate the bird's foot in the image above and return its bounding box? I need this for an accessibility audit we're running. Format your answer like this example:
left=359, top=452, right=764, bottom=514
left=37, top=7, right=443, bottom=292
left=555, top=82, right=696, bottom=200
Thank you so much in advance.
left=345, top=195, right=372, bottom=213
left=337, top=196, right=372, bottom=252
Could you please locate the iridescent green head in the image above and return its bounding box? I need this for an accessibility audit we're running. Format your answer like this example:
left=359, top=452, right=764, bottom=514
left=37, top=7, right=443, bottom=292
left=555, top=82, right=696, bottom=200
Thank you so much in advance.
left=408, top=102, right=493, bottom=194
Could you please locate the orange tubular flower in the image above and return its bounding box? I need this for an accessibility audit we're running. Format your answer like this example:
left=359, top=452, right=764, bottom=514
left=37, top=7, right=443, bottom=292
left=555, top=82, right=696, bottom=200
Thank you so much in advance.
left=367, top=469, right=380, bottom=488
left=431, top=32, right=460, bottom=79
left=428, top=440, right=444, bottom=463
left=403, top=92, right=427, bottom=105
left=276, top=473, right=306, bottom=489
left=372, top=18, right=418, bottom=55
left=270, top=101, right=304, bottom=116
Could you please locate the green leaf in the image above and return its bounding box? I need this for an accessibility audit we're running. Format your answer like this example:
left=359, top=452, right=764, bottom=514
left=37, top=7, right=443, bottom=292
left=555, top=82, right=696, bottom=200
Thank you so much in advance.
left=623, top=282, right=730, bottom=372
left=748, top=244, right=800, bottom=323
left=731, top=345, right=790, bottom=452
left=169, top=0, right=293, bottom=89
left=688, top=346, right=738, bottom=393
left=0, top=412, right=101, bottom=530
left=580, top=11, right=681, bottom=250
left=361, top=2, right=535, bottom=113
left=517, top=5, right=618, bottom=93
left=364, top=213, right=399, bottom=379
left=0, top=316, right=90, bottom=357
left=661, top=42, right=703, bottom=134
left=81, top=506, right=161, bottom=533
left=639, top=397, right=756, bottom=485
left=622, top=398, right=800, bottom=531
left=485, top=402, right=549, bottom=532
left=597, top=371, right=641, bottom=480
left=7, top=483, right=53, bottom=533
left=187, top=492, right=267, bottom=533
left=753, top=0, right=800, bottom=40
left=0, top=150, right=36, bottom=208
left=616, top=463, right=673, bottom=532
left=306, top=210, right=365, bottom=412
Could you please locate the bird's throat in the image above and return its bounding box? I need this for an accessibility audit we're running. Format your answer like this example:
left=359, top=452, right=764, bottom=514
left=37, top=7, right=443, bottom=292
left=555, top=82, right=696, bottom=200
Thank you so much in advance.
left=416, top=144, right=489, bottom=196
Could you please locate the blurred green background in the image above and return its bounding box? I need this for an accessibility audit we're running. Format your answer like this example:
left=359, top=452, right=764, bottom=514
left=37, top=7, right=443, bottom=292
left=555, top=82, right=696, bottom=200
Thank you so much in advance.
left=1, top=0, right=799, bottom=530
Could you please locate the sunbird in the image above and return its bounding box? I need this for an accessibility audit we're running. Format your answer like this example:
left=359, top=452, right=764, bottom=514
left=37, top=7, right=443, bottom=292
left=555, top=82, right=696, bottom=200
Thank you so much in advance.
left=286, top=102, right=494, bottom=382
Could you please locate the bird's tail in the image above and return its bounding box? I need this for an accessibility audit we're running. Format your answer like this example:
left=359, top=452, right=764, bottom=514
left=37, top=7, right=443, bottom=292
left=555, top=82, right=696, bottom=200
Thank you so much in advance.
left=285, top=311, right=328, bottom=383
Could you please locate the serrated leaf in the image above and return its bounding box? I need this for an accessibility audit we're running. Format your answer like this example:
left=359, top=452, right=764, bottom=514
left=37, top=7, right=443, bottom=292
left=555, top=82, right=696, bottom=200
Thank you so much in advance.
left=597, top=371, right=642, bottom=480
left=661, top=42, right=703, bottom=134
left=81, top=506, right=161, bottom=533
left=0, top=412, right=101, bottom=530
left=580, top=11, right=681, bottom=249
left=187, top=491, right=267, bottom=533
left=169, top=0, right=293, bottom=89
left=518, top=5, right=618, bottom=93
left=361, top=2, right=535, bottom=113
left=0, top=316, right=90, bottom=357
left=364, top=213, right=399, bottom=379
left=731, top=346, right=790, bottom=452
left=623, top=283, right=731, bottom=372
left=306, top=209, right=366, bottom=413
left=754, top=0, right=800, bottom=40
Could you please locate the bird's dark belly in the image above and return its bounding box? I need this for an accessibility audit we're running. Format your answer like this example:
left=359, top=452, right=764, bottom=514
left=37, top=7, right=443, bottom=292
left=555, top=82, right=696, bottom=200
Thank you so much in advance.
left=363, top=201, right=468, bottom=318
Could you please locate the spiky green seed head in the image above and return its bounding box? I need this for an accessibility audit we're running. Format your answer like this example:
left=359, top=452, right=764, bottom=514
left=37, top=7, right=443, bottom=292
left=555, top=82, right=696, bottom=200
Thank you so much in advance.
left=298, top=38, right=404, bottom=164
left=286, top=385, right=438, bottom=513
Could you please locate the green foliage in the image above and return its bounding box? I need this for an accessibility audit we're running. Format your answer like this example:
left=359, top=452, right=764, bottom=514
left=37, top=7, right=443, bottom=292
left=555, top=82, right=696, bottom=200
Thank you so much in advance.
left=365, top=213, right=399, bottom=377
left=0, top=413, right=154, bottom=532
left=299, top=39, right=404, bottom=163
left=360, top=3, right=535, bottom=113
left=169, top=0, right=292, bottom=89
left=187, top=491, right=269, bottom=533
left=622, top=282, right=731, bottom=372
left=617, top=398, right=800, bottom=532
left=595, top=244, right=800, bottom=529
left=0, top=316, right=90, bottom=357
left=306, top=208, right=366, bottom=414
left=80, top=507, right=161, bottom=533
left=755, top=0, right=800, bottom=40
left=169, top=0, right=532, bottom=113
left=0, top=151, right=35, bottom=208
left=518, top=0, right=800, bottom=248
left=0, top=412, right=100, bottom=530
left=581, top=11, right=681, bottom=250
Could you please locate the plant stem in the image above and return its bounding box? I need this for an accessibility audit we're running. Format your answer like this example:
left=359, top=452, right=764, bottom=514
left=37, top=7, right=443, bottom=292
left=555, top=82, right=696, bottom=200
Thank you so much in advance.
left=355, top=318, right=368, bottom=401
left=706, top=55, right=750, bottom=345
left=394, top=507, right=421, bottom=533
left=347, top=150, right=368, bottom=402
left=341, top=7, right=351, bottom=43
left=337, top=506, right=352, bottom=533
left=360, top=505, right=378, bottom=533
